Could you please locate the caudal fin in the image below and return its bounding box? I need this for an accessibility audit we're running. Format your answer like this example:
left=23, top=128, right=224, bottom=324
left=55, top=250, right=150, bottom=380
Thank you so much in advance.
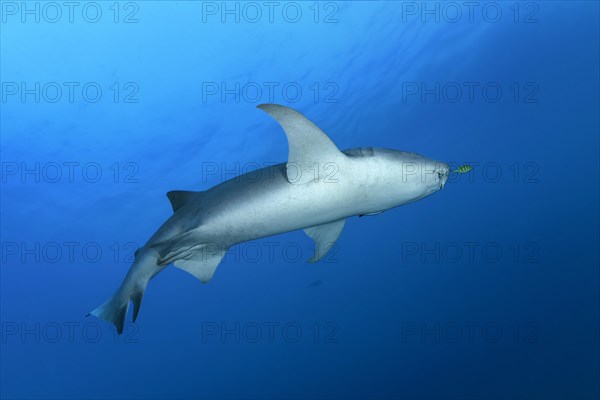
left=88, top=284, right=145, bottom=334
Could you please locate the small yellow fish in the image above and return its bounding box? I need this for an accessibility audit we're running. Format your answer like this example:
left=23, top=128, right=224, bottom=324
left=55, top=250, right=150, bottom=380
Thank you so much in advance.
left=454, top=165, right=473, bottom=174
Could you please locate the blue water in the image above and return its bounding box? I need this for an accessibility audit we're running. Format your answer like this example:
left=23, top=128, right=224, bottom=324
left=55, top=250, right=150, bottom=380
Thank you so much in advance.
left=1, top=2, right=599, bottom=399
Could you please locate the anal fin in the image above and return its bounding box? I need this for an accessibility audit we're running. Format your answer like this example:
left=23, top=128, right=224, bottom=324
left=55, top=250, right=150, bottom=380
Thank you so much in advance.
left=173, top=244, right=228, bottom=283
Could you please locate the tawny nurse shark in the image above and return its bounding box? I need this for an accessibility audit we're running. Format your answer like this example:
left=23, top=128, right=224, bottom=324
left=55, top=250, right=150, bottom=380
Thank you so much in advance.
left=90, top=104, right=450, bottom=333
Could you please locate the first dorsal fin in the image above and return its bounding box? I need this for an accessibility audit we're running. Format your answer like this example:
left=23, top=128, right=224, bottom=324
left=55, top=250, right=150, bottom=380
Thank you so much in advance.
left=166, top=190, right=199, bottom=212
left=257, top=104, right=347, bottom=185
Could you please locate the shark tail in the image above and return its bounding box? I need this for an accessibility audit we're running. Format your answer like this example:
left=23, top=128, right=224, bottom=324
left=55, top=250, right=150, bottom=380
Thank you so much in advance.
left=87, top=282, right=146, bottom=335
left=88, top=249, right=159, bottom=334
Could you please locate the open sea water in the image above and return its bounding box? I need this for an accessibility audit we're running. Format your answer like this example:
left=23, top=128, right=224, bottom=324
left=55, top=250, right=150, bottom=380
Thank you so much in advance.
left=1, top=1, right=599, bottom=399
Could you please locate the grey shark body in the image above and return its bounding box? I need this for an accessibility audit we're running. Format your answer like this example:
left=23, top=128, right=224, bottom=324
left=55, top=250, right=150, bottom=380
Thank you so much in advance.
left=90, top=104, right=450, bottom=333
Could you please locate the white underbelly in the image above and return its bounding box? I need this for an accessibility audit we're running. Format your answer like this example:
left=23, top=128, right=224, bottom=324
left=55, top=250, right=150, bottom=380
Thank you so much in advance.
left=202, top=179, right=359, bottom=244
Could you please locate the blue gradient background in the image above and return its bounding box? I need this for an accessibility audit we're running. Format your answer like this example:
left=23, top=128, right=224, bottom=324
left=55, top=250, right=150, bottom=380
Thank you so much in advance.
left=1, top=2, right=599, bottom=399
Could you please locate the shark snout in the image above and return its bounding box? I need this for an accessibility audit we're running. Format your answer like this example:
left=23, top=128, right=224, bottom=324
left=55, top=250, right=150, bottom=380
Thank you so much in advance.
left=436, top=163, right=450, bottom=189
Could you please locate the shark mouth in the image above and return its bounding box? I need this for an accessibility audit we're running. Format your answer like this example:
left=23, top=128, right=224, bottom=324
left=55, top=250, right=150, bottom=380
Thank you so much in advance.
left=437, top=165, right=450, bottom=189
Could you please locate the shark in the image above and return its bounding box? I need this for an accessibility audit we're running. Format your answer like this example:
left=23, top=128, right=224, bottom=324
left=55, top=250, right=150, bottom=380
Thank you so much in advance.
left=89, top=104, right=450, bottom=333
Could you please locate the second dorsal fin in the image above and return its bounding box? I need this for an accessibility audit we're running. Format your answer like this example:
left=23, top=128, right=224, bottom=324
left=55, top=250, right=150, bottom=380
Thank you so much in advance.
left=166, top=190, right=199, bottom=212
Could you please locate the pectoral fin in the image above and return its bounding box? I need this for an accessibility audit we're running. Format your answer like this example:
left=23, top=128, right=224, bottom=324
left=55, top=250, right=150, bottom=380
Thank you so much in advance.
left=304, top=219, right=345, bottom=263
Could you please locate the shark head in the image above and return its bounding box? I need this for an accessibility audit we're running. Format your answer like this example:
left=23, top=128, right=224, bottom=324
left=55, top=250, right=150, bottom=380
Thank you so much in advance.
left=401, top=152, right=449, bottom=199
left=373, top=149, right=449, bottom=203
